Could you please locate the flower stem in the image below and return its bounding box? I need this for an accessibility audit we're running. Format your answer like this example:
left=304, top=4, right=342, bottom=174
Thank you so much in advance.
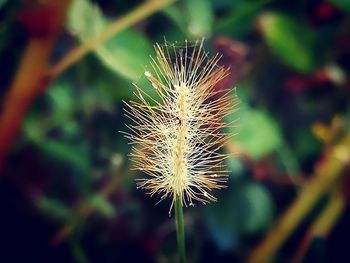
left=174, top=195, right=186, bottom=263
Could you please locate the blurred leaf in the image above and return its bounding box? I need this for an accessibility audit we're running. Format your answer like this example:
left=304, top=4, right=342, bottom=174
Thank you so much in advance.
left=259, top=13, right=316, bottom=72
left=47, top=82, right=75, bottom=113
left=330, top=0, right=350, bottom=13
left=208, top=0, right=238, bottom=9
left=24, top=131, right=89, bottom=171
left=294, top=129, right=321, bottom=160
left=23, top=113, right=45, bottom=142
left=164, top=0, right=213, bottom=38
left=226, top=158, right=245, bottom=177
left=46, top=82, right=79, bottom=132
left=236, top=108, right=282, bottom=160
left=208, top=223, right=239, bottom=251
left=95, top=68, right=134, bottom=100
left=36, top=139, right=89, bottom=172
left=89, top=194, right=116, bottom=218
left=163, top=6, right=187, bottom=35
left=23, top=82, right=89, bottom=171
left=242, top=183, right=274, bottom=232
left=214, top=0, right=271, bottom=33
left=68, top=0, right=153, bottom=81
left=0, top=0, right=7, bottom=8
left=206, top=183, right=274, bottom=250
left=37, top=196, right=75, bottom=221
left=70, top=239, right=89, bottom=263
left=186, top=0, right=213, bottom=37
left=24, top=82, right=79, bottom=140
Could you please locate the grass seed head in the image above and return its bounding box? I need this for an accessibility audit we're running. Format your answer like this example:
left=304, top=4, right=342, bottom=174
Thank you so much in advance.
left=123, top=40, right=238, bottom=210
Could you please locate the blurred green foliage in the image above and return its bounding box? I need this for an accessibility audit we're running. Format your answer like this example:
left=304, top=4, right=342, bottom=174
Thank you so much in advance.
left=259, top=12, right=317, bottom=72
left=69, top=0, right=154, bottom=81
left=1, top=0, right=350, bottom=262
left=330, top=0, right=350, bottom=13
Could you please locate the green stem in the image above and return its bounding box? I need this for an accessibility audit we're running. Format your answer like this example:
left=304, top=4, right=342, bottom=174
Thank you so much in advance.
left=174, top=195, right=186, bottom=263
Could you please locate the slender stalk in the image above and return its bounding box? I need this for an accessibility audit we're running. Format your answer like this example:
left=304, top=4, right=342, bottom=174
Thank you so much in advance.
left=290, top=183, right=345, bottom=263
left=247, top=141, right=350, bottom=263
left=0, top=0, right=71, bottom=172
left=174, top=195, right=186, bottom=263
left=48, top=0, right=176, bottom=78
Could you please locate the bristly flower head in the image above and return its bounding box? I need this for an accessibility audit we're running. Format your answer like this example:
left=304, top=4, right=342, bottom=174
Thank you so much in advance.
left=123, top=40, right=238, bottom=210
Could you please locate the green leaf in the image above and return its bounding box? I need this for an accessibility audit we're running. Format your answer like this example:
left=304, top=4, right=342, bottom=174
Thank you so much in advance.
left=186, top=0, right=213, bottom=37
left=68, top=0, right=153, bottom=81
left=89, top=194, right=116, bottom=218
left=239, top=110, right=281, bottom=159
left=206, top=183, right=274, bottom=250
left=330, top=0, right=350, bottom=13
left=47, top=82, right=75, bottom=113
left=163, top=6, right=188, bottom=36
left=231, top=105, right=282, bottom=160
left=294, top=129, right=322, bottom=160
left=95, top=67, right=135, bottom=100
left=259, top=13, right=316, bottom=72
left=163, top=0, right=214, bottom=38
left=242, top=183, right=274, bottom=233
left=36, top=196, right=75, bottom=221
left=36, top=139, right=89, bottom=172
left=226, top=157, right=245, bottom=177
left=214, top=0, right=272, bottom=33
left=0, top=0, right=7, bottom=8
left=46, top=82, right=79, bottom=131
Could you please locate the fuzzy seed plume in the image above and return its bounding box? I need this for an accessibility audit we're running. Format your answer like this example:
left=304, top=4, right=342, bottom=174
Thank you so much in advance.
left=123, top=40, right=238, bottom=210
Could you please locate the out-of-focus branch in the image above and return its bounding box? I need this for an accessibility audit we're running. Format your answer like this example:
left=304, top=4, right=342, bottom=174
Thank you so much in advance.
left=246, top=134, right=350, bottom=263
left=290, top=183, right=346, bottom=263
left=0, top=0, right=176, bottom=173
left=47, top=0, right=176, bottom=79
left=0, top=0, right=71, bottom=172
left=308, top=184, right=346, bottom=236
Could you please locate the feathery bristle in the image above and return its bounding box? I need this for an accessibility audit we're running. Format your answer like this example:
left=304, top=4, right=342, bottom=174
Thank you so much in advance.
left=123, top=40, right=238, bottom=209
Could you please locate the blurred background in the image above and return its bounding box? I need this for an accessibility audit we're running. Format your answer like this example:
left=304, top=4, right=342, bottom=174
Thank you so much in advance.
left=1, top=0, right=350, bottom=262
